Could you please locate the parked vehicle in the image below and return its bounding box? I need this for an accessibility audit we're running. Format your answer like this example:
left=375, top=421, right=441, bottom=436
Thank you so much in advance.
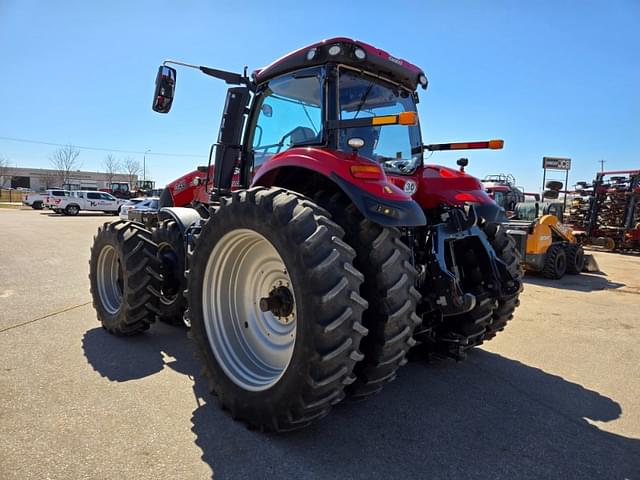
left=126, top=197, right=160, bottom=227
left=481, top=174, right=525, bottom=212
left=89, top=38, right=523, bottom=431
left=55, top=190, right=125, bottom=216
left=506, top=199, right=597, bottom=278
left=118, top=198, right=147, bottom=220
left=101, top=180, right=157, bottom=199
left=23, top=189, right=69, bottom=210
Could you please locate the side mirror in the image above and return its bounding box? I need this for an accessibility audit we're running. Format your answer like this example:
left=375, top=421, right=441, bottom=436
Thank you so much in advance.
left=152, top=65, right=177, bottom=113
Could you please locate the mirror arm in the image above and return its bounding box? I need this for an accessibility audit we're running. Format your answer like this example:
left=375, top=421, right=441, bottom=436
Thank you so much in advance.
left=163, top=60, right=253, bottom=88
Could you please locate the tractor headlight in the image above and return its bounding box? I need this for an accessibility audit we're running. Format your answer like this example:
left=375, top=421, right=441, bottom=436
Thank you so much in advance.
left=306, top=48, right=317, bottom=61
left=354, top=47, right=366, bottom=60
left=328, top=45, right=342, bottom=56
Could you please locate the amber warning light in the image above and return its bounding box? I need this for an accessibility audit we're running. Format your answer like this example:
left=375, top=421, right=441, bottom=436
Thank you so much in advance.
left=425, top=139, right=504, bottom=151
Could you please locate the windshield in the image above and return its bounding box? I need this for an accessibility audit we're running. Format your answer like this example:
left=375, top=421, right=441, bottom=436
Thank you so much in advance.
left=252, top=69, right=323, bottom=170
left=338, top=68, right=422, bottom=175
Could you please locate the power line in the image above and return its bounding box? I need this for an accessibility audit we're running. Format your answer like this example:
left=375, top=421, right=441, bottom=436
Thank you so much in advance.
left=0, top=135, right=206, bottom=158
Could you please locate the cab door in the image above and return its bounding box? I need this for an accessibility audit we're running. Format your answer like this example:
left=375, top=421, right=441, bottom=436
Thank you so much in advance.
left=85, top=192, right=102, bottom=209
left=99, top=192, right=118, bottom=210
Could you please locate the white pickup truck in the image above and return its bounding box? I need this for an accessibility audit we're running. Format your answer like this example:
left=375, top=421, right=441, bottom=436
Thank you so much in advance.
left=23, top=189, right=70, bottom=210
left=54, top=190, right=126, bottom=216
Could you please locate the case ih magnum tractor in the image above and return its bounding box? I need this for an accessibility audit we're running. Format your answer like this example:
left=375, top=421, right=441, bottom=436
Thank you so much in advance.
left=89, top=38, right=522, bottom=432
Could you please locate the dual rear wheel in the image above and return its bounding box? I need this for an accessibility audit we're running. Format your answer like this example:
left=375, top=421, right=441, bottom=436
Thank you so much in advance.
left=88, top=188, right=516, bottom=431
left=185, top=188, right=370, bottom=430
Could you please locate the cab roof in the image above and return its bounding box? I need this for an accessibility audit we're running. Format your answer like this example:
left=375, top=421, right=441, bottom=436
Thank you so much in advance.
left=252, top=37, right=427, bottom=91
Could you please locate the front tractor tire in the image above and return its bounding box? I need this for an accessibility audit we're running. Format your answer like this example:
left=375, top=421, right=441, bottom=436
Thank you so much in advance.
left=152, top=219, right=187, bottom=326
left=186, top=188, right=368, bottom=432
left=89, top=221, right=161, bottom=335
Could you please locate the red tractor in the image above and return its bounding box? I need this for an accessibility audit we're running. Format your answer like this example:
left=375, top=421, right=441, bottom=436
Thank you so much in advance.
left=481, top=174, right=525, bottom=213
left=89, top=38, right=522, bottom=432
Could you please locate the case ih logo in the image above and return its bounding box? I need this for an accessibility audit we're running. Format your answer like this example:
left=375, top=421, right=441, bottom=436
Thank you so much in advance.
left=174, top=180, right=187, bottom=192
left=388, top=55, right=403, bottom=65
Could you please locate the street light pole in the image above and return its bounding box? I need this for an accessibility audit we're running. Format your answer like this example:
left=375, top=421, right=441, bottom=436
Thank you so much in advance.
left=143, top=149, right=151, bottom=183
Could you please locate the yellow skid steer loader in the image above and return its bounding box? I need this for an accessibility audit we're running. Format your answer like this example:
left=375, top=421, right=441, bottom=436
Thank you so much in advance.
left=506, top=201, right=599, bottom=279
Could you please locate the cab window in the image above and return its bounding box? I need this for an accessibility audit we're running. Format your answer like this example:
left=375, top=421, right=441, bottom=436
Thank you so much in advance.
left=251, top=69, right=323, bottom=170
left=87, top=192, right=100, bottom=200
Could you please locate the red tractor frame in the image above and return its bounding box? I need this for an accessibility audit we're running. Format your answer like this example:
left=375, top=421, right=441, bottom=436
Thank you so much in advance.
left=89, top=38, right=523, bottom=432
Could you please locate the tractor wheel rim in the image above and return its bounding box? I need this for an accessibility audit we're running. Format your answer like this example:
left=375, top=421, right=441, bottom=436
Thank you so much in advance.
left=202, top=229, right=296, bottom=392
left=96, top=245, right=123, bottom=315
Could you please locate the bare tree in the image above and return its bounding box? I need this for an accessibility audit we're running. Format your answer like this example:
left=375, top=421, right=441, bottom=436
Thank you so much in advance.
left=103, top=154, right=121, bottom=186
left=49, top=144, right=81, bottom=186
left=0, top=156, right=9, bottom=188
left=40, top=171, right=59, bottom=189
left=122, top=156, right=141, bottom=187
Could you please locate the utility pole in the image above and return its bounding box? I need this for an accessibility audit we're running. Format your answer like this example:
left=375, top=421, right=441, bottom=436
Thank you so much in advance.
left=143, top=149, right=151, bottom=182
left=599, top=159, right=606, bottom=172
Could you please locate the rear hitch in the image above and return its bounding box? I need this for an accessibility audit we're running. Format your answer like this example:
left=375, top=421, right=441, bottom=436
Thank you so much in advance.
left=420, top=205, right=519, bottom=316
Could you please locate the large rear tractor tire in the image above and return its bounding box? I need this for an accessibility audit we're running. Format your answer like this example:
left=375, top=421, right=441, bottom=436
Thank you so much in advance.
left=480, top=222, right=523, bottom=342
left=185, top=188, right=368, bottom=432
left=542, top=244, right=567, bottom=279
left=152, top=219, right=188, bottom=326
left=89, top=221, right=162, bottom=335
left=315, top=191, right=420, bottom=400
left=565, top=244, right=585, bottom=274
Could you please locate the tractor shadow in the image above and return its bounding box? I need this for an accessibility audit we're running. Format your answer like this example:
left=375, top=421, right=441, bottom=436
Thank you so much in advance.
left=523, top=272, right=625, bottom=293
left=82, top=324, right=640, bottom=480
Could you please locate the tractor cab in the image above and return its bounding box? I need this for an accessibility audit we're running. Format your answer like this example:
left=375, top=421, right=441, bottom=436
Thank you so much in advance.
left=137, top=180, right=155, bottom=191
left=481, top=174, right=525, bottom=212
left=107, top=182, right=132, bottom=199
left=153, top=38, right=504, bottom=225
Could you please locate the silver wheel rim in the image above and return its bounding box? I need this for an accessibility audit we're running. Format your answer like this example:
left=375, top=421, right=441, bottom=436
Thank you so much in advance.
left=96, top=245, right=123, bottom=315
left=202, top=229, right=296, bottom=391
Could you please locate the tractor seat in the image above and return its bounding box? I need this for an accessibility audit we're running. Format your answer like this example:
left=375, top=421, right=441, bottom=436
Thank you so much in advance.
left=289, top=126, right=318, bottom=146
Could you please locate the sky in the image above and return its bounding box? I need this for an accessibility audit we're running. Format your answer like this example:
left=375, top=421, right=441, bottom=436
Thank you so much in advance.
left=1, top=0, right=638, bottom=192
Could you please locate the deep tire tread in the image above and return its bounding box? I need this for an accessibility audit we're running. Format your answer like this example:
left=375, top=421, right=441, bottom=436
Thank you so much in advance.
left=151, top=219, right=188, bottom=326
left=314, top=191, right=419, bottom=400
left=185, top=187, right=367, bottom=432
left=89, top=220, right=161, bottom=335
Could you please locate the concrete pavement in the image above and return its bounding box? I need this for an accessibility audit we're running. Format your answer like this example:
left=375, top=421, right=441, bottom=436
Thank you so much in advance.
left=1, top=209, right=639, bottom=479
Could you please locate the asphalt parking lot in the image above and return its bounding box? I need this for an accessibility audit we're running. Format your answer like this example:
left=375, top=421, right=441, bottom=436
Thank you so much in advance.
left=1, top=208, right=639, bottom=480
